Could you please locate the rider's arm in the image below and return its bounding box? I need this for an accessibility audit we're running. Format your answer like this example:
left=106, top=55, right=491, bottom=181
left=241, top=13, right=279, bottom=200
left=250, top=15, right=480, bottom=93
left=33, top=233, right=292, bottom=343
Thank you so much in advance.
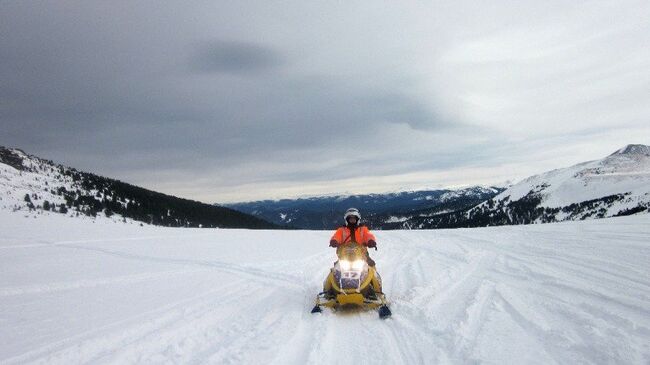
left=365, top=227, right=377, bottom=248
left=330, top=228, right=342, bottom=247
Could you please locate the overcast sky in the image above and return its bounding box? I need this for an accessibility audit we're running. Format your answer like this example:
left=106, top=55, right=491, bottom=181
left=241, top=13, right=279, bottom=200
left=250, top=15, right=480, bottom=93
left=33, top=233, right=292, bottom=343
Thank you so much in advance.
left=1, top=1, right=649, bottom=203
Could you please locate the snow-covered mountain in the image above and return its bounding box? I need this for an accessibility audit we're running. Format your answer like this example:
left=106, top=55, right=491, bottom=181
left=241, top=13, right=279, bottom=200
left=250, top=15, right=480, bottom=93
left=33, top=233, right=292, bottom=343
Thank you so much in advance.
left=497, top=144, right=650, bottom=211
left=224, top=186, right=504, bottom=229
left=6, top=144, right=648, bottom=231
left=0, top=146, right=276, bottom=229
left=396, top=144, right=650, bottom=229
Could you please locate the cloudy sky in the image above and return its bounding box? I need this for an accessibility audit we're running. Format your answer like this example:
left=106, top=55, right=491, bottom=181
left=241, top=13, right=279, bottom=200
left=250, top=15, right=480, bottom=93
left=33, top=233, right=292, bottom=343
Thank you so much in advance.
left=1, top=1, right=649, bottom=203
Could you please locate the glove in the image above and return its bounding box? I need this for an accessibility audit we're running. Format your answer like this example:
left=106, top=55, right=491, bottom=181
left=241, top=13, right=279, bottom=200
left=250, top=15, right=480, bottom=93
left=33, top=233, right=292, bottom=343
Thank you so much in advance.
left=366, top=240, right=377, bottom=248
left=329, top=239, right=339, bottom=247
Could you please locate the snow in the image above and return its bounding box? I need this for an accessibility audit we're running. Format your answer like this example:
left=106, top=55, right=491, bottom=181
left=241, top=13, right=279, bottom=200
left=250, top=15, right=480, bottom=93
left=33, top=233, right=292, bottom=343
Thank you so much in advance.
left=384, top=215, right=408, bottom=223
left=613, top=144, right=650, bottom=156
left=0, top=153, right=71, bottom=212
left=0, top=150, right=137, bottom=224
left=439, top=186, right=500, bottom=203
left=1, top=211, right=649, bottom=364
left=492, top=145, right=650, bottom=215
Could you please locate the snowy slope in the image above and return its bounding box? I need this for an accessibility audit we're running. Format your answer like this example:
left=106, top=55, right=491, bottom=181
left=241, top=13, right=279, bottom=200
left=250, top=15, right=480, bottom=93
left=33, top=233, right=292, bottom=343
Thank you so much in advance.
left=0, top=147, right=275, bottom=229
left=399, top=145, right=650, bottom=229
left=1, top=211, right=648, bottom=364
left=0, top=148, right=94, bottom=216
left=495, top=144, right=650, bottom=213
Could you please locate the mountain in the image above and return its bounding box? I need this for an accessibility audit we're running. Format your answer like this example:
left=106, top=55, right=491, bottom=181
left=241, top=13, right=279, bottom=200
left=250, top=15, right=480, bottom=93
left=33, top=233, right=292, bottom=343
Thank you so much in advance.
left=0, top=146, right=277, bottom=229
left=223, top=186, right=505, bottom=229
left=392, top=144, right=650, bottom=229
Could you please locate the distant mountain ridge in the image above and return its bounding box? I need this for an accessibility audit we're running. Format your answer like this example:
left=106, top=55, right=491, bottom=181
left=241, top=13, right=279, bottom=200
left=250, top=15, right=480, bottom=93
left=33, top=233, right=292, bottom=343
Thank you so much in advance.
left=387, top=144, right=650, bottom=229
left=0, top=146, right=277, bottom=229
left=223, top=186, right=505, bottom=229
left=5, top=144, right=647, bottom=231
left=611, top=144, right=650, bottom=156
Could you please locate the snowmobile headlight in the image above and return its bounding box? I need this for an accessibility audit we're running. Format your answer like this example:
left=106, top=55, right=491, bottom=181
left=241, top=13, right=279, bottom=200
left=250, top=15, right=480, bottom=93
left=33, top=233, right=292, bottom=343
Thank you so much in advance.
left=352, top=259, right=365, bottom=270
left=339, top=260, right=352, bottom=270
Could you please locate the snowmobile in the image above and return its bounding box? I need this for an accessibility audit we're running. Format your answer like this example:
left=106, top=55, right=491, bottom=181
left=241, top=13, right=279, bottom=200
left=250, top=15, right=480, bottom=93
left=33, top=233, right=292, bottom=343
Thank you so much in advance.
left=311, top=241, right=391, bottom=319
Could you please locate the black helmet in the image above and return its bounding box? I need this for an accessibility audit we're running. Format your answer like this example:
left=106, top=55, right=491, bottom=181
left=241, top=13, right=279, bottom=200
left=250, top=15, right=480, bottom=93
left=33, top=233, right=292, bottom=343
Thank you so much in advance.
left=344, top=207, right=361, bottom=224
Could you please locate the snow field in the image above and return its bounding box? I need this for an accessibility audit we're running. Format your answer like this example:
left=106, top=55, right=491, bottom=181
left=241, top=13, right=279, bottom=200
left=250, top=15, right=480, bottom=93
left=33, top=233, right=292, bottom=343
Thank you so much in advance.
left=1, top=211, right=649, bottom=364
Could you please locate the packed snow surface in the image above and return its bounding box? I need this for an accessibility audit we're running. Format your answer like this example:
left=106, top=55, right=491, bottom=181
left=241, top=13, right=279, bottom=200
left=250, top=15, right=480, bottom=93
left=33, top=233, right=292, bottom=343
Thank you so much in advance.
left=1, top=212, right=649, bottom=364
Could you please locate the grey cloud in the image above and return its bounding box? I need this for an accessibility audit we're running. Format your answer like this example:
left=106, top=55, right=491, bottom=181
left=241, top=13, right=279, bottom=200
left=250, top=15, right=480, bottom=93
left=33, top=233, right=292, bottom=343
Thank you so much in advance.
left=1, top=1, right=648, bottom=202
left=191, top=41, right=283, bottom=74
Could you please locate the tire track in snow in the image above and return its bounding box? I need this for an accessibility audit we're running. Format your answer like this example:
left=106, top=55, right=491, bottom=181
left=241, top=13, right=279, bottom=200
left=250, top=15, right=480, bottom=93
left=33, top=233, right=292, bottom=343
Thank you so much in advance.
left=492, top=251, right=650, bottom=317
left=498, top=246, right=650, bottom=290
left=374, top=315, right=448, bottom=364
left=87, top=248, right=332, bottom=364
left=190, top=308, right=290, bottom=365
left=0, top=233, right=216, bottom=249
left=413, top=250, right=495, bottom=319
left=3, top=279, right=246, bottom=364
left=23, top=277, right=294, bottom=365
left=55, top=243, right=303, bottom=289
left=304, top=235, right=495, bottom=364
left=393, top=244, right=501, bottom=361
left=450, top=280, right=495, bottom=361
left=0, top=268, right=209, bottom=297
left=268, top=309, right=328, bottom=364
left=99, top=283, right=290, bottom=365
left=491, top=287, right=567, bottom=365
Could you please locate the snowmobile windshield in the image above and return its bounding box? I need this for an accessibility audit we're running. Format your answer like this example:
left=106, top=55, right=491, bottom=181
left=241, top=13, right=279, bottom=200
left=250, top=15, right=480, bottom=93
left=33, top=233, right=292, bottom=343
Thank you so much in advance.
left=336, top=242, right=367, bottom=263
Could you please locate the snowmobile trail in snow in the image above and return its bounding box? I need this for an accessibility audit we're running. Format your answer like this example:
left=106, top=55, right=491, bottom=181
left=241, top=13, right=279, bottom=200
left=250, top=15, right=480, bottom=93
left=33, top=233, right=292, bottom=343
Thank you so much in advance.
left=1, top=211, right=649, bottom=364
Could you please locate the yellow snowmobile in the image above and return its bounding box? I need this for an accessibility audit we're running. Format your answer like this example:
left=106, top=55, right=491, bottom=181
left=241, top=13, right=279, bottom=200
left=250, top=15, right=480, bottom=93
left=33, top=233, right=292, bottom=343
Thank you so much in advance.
left=311, top=242, right=391, bottom=318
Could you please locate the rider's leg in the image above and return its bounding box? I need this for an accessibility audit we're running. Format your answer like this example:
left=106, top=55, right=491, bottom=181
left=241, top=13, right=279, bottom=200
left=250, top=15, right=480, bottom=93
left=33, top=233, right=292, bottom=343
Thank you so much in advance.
left=366, top=252, right=376, bottom=267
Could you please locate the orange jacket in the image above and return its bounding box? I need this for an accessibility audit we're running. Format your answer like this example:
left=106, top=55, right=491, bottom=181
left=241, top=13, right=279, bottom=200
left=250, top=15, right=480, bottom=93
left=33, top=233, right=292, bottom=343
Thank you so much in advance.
left=330, top=225, right=376, bottom=246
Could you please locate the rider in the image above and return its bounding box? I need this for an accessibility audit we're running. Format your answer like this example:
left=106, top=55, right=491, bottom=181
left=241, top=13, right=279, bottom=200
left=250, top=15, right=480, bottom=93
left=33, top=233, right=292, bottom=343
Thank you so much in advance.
left=329, top=208, right=377, bottom=266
